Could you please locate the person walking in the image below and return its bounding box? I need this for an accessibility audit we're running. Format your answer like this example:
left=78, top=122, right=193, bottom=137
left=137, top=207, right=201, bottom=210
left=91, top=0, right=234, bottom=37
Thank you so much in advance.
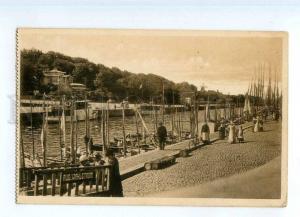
left=106, top=148, right=123, bottom=197
left=201, top=122, right=210, bottom=145
left=218, top=123, right=226, bottom=140
left=237, top=124, right=244, bottom=143
left=157, top=122, right=167, bottom=150
left=228, top=121, right=236, bottom=144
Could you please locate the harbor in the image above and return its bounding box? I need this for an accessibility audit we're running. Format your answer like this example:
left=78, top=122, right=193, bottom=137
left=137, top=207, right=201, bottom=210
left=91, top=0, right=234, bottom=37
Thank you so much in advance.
left=17, top=32, right=283, bottom=199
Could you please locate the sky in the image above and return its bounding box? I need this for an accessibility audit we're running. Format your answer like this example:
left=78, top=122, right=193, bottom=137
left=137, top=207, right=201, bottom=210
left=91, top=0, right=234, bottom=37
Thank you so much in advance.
left=18, top=29, right=284, bottom=94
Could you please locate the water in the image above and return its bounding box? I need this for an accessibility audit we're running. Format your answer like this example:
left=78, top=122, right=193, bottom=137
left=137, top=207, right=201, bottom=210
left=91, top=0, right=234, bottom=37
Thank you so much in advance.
left=21, top=108, right=238, bottom=160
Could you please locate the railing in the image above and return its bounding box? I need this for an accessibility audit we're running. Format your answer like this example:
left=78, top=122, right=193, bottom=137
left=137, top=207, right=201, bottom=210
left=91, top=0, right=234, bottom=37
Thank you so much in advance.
left=20, top=165, right=112, bottom=196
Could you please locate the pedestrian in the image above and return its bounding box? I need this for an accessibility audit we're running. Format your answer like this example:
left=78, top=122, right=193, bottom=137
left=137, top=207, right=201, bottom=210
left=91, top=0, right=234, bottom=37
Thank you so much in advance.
left=157, top=121, right=167, bottom=150
left=106, top=148, right=123, bottom=197
left=201, top=122, right=210, bottom=145
left=253, top=115, right=258, bottom=132
left=228, top=121, right=236, bottom=144
left=218, top=123, right=226, bottom=140
left=258, top=116, right=264, bottom=131
left=237, top=124, right=244, bottom=143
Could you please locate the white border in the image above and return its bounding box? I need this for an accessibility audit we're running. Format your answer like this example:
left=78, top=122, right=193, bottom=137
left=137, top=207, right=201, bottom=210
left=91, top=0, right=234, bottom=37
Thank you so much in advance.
left=1, top=0, right=300, bottom=216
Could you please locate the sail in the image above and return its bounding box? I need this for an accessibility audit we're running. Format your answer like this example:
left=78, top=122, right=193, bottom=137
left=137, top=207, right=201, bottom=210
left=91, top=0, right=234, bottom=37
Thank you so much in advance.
left=243, top=94, right=252, bottom=115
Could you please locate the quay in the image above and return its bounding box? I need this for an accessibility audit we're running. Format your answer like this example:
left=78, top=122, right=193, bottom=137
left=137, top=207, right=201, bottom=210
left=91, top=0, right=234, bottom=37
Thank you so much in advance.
left=119, top=121, right=254, bottom=181
left=122, top=120, right=281, bottom=198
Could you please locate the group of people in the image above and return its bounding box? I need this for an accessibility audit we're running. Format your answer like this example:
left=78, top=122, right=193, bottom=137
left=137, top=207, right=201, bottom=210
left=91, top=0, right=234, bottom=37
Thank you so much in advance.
left=253, top=115, right=264, bottom=132
left=216, top=120, right=245, bottom=144
left=65, top=147, right=124, bottom=197
left=199, top=119, right=244, bottom=145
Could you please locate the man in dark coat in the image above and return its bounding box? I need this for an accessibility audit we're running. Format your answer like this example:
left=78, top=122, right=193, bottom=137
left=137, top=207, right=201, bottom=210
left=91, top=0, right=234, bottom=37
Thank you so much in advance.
left=157, top=122, right=167, bottom=150
left=218, top=123, right=226, bottom=140
left=106, top=149, right=123, bottom=197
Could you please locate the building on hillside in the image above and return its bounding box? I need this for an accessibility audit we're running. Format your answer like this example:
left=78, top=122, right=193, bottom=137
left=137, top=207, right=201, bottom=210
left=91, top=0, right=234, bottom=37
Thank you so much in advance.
left=42, top=68, right=73, bottom=86
left=70, top=83, right=87, bottom=93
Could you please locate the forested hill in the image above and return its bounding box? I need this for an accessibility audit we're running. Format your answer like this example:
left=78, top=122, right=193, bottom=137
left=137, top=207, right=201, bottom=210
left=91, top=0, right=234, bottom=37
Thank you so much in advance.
left=20, top=49, right=234, bottom=104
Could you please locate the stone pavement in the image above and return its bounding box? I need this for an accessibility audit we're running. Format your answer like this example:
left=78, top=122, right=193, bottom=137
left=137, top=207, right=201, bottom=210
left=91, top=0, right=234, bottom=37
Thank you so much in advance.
left=119, top=122, right=253, bottom=180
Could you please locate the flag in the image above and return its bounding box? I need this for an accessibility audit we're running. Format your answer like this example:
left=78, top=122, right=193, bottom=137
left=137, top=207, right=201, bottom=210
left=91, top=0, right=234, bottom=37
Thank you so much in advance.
left=139, top=83, right=143, bottom=89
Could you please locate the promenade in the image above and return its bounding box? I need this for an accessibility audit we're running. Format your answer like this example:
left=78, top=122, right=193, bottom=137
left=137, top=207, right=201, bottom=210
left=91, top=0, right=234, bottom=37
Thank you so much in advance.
left=121, top=120, right=281, bottom=198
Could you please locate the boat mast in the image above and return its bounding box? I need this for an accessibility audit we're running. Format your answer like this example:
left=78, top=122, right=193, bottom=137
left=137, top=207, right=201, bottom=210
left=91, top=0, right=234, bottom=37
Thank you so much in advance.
left=122, top=101, right=127, bottom=157
left=106, top=99, right=110, bottom=148
left=101, top=98, right=106, bottom=157
left=70, top=99, right=75, bottom=163
left=135, top=103, right=140, bottom=154
left=84, top=94, right=88, bottom=155
left=41, top=93, right=47, bottom=167
left=30, top=96, right=35, bottom=160
left=162, top=81, right=165, bottom=124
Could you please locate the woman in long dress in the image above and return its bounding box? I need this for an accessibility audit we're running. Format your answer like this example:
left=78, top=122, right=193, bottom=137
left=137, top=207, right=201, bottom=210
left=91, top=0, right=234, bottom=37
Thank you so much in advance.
left=253, top=116, right=259, bottom=132
left=201, top=122, right=210, bottom=145
left=237, top=125, right=244, bottom=143
left=228, top=121, right=236, bottom=144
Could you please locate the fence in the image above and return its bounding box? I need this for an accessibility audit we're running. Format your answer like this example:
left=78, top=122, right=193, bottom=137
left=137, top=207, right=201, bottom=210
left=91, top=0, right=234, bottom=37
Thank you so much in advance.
left=19, top=165, right=112, bottom=196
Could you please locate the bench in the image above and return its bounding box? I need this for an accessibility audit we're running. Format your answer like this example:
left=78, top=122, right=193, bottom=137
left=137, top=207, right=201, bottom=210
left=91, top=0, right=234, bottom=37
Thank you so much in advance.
left=144, top=156, right=176, bottom=170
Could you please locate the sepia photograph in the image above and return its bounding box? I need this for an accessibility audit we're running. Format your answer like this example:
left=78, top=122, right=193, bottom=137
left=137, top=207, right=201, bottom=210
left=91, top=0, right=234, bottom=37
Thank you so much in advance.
left=16, top=29, right=287, bottom=206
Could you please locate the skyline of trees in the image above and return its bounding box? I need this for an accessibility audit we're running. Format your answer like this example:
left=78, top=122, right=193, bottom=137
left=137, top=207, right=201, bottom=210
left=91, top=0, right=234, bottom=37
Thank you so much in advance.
left=20, top=49, right=237, bottom=104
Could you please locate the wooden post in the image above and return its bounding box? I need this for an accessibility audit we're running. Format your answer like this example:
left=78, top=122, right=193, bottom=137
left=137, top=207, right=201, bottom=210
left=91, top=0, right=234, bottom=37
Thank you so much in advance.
left=67, top=183, right=72, bottom=196
left=175, top=106, right=178, bottom=140
left=95, top=169, right=99, bottom=192
left=75, top=182, right=79, bottom=196
left=106, top=100, right=110, bottom=147
left=34, top=174, right=39, bottom=196
left=190, top=103, right=193, bottom=138
left=42, top=174, right=47, bottom=196
left=51, top=173, right=56, bottom=196
left=162, top=82, right=165, bottom=124
left=101, top=104, right=106, bottom=157
left=30, top=97, right=35, bottom=160
left=154, top=104, right=158, bottom=132
left=135, top=104, right=140, bottom=154
left=171, top=91, right=175, bottom=142
left=179, top=108, right=182, bottom=141
left=59, top=172, right=64, bottom=196
left=42, top=93, right=47, bottom=167
left=84, top=95, right=88, bottom=155
left=58, top=103, right=62, bottom=161
left=101, top=169, right=105, bottom=191
left=122, top=102, right=127, bottom=157
left=195, top=91, right=199, bottom=139
left=20, top=136, right=25, bottom=168
left=74, top=101, right=78, bottom=161
left=106, top=167, right=110, bottom=190
left=70, top=100, right=75, bottom=163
